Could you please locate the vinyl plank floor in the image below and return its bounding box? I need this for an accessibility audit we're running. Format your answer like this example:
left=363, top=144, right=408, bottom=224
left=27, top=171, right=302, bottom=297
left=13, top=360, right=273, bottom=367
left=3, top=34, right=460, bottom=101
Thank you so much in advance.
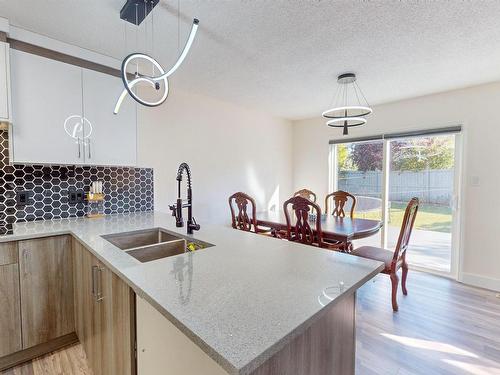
left=1, top=344, right=92, bottom=375
left=357, top=271, right=500, bottom=375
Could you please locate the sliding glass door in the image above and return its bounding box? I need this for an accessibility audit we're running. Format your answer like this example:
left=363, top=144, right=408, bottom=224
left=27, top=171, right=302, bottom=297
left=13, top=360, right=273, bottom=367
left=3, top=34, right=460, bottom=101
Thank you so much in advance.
left=386, top=134, right=457, bottom=273
left=331, top=130, right=461, bottom=276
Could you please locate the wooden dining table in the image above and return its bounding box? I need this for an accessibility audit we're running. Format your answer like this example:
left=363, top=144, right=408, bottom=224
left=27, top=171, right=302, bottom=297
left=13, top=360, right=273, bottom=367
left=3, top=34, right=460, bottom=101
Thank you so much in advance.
left=257, top=210, right=382, bottom=250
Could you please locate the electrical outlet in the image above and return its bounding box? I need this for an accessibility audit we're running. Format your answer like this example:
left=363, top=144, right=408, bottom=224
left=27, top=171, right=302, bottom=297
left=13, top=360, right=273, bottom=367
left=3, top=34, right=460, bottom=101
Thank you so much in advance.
left=68, top=189, right=85, bottom=204
left=16, top=190, right=32, bottom=206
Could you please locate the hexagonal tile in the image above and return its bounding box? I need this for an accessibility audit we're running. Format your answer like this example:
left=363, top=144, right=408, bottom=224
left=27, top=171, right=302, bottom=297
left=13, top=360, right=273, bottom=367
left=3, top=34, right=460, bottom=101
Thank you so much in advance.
left=1, top=132, right=154, bottom=225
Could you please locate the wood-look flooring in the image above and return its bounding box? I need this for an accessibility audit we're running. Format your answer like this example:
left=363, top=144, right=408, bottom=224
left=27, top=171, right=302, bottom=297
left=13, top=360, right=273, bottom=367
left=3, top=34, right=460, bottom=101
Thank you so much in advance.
left=0, top=344, right=92, bottom=375
left=2, top=271, right=500, bottom=375
left=357, top=271, right=500, bottom=375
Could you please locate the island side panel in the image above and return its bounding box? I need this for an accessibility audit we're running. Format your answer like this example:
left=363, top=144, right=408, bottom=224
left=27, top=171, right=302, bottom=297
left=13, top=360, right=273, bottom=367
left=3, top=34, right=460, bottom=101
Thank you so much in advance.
left=249, top=292, right=355, bottom=375
left=136, top=297, right=229, bottom=375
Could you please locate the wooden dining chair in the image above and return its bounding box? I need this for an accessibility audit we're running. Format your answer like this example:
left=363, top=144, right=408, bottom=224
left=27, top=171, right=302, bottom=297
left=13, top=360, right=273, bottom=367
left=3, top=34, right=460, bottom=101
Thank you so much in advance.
left=228, top=192, right=272, bottom=234
left=325, top=190, right=356, bottom=218
left=293, top=188, right=317, bottom=203
left=283, top=196, right=341, bottom=250
left=351, top=197, right=419, bottom=311
left=323, top=191, right=357, bottom=251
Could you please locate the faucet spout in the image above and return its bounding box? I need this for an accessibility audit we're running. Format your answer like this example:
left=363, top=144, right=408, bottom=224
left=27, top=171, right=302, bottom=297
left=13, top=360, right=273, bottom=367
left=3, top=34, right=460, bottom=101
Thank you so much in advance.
left=170, top=163, right=200, bottom=234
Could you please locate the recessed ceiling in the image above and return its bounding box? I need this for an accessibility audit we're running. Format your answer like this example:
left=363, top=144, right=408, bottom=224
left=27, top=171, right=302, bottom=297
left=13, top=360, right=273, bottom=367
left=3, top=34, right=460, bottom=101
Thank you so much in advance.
left=2, top=1, right=500, bottom=119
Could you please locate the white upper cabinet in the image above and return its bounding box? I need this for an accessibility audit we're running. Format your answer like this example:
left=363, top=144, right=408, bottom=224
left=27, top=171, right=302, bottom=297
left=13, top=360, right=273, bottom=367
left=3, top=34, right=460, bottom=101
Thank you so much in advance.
left=10, top=49, right=84, bottom=164
left=9, top=49, right=137, bottom=166
left=82, top=69, right=137, bottom=166
left=0, top=41, right=11, bottom=121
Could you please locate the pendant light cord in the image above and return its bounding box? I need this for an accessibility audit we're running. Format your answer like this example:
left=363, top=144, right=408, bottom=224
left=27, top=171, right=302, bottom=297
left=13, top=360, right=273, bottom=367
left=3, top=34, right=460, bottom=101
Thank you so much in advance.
left=151, top=0, right=155, bottom=75
left=178, top=0, right=181, bottom=55
left=135, top=3, right=139, bottom=73
left=354, top=80, right=370, bottom=106
left=144, top=0, right=147, bottom=55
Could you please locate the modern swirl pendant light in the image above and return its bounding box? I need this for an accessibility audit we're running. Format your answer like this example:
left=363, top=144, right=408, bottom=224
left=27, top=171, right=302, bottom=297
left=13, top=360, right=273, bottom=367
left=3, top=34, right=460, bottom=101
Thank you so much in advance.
left=322, top=73, right=372, bottom=135
left=114, top=0, right=199, bottom=114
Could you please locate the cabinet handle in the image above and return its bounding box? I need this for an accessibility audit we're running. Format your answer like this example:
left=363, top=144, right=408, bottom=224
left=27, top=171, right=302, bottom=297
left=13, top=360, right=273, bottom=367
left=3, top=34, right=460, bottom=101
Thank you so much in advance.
left=96, top=266, right=104, bottom=302
left=92, top=265, right=98, bottom=298
left=77, top=138, right=81, bottom=159
left=87, top=139, right=92, bottom=159
left=22, top=248, right=30, bottom=276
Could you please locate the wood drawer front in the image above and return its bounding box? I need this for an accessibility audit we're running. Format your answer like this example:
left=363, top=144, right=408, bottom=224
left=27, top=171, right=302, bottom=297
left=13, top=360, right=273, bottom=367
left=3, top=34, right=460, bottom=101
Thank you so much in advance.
left=0, top=242, right=18, bottom=266
left=19, top=235, right=75, bottom=349
left=0, top=263, right=22, bottom=357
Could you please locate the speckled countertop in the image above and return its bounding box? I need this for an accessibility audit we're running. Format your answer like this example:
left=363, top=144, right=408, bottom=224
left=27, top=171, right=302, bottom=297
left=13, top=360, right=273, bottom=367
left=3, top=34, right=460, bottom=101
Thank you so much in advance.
left=0, top=212, right=384, bottom=374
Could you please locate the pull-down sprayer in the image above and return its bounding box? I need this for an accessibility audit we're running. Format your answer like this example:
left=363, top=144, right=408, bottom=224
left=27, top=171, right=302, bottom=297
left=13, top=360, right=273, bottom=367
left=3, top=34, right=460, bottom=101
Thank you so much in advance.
left=169, top=163, right=200, bottom=235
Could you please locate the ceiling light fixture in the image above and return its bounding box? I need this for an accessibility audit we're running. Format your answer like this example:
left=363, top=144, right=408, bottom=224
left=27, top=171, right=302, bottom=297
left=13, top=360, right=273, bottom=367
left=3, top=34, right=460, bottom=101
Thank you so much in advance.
left=114, top=0, right=199, bottom=114
left=322, top=73, right=372, bottom=135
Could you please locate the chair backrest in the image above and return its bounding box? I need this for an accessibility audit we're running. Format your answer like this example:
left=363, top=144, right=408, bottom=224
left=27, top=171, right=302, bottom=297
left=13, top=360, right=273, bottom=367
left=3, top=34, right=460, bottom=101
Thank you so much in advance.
left=283, top=196, right=323, bottom=246
left=393, top=197, right=419, bottom=263
left=325, top=191, right=356, bottom=217
left=228, top=192, right=257, bottom=232
left=293, top=188, right=317, bottom=203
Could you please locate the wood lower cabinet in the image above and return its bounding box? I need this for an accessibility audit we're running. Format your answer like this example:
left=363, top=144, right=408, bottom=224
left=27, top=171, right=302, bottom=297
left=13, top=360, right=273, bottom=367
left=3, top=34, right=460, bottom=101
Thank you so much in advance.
left=18, top=236, right=75, bottom=349
left=1, top=235, right=134, bottom=373
left=0, top=242, right=22, bottom=357
left=73, top=239, right=135, bottom=375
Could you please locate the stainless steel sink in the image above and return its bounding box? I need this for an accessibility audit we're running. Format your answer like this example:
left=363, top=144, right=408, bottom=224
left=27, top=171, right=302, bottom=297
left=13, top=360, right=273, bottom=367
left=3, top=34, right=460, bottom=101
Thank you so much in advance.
left=102, top=228, right=180, bottom=250
left=126, top=240, right=187, bottom=263
left=102, top=228, right=214, bottom=263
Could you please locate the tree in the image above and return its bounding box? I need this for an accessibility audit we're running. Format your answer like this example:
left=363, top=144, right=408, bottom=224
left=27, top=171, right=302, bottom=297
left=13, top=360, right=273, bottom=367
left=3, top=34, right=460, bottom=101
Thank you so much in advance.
left=391, top=137, right=454, bottom=171
left=337, top=144, right=349, bottom=170
left=351, top=142, right=383, bottom=171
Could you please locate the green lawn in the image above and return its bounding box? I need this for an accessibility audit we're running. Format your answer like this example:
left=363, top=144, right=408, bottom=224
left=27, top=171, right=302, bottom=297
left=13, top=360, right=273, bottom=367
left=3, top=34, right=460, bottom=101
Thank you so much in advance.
left=357, top=202, right=452, bottom=233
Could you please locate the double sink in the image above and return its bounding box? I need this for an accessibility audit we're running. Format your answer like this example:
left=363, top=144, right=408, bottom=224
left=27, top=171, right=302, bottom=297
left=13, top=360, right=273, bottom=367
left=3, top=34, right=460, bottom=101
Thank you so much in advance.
left=102, top=228, right=214, bottom=263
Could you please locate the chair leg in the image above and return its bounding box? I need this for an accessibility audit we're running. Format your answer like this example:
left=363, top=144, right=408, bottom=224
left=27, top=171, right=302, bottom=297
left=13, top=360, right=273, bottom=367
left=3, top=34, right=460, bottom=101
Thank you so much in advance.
left=348, top=242, right=354, bottom=253
left=402, top=262, right=409, bottom=296
left=390, top=272, right=399, bottom=312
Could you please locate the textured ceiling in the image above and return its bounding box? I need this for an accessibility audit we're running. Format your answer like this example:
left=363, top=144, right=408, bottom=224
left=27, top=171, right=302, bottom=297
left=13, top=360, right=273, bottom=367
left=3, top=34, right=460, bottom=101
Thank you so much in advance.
left=1, top=0, right=500, bottom=119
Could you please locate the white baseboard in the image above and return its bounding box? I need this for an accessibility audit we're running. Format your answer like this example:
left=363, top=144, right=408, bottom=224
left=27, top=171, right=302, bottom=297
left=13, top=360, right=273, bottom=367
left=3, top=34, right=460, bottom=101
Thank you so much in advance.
left=461, top=272, right=500, bottom=292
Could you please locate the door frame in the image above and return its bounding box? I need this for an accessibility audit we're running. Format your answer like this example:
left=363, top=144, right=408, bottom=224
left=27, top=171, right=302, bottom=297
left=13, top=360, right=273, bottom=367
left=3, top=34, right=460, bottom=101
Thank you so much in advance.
left=329, top=130, right=464, bottom=279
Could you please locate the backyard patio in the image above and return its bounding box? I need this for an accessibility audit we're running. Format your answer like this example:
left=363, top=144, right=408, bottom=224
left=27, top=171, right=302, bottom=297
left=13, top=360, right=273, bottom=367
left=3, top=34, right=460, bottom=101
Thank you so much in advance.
left=354, top=202, right=453, bottom=273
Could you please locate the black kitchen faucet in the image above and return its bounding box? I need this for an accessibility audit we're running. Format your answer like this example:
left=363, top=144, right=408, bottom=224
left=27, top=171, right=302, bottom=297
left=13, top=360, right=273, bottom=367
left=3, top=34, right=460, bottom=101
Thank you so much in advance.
left=169, top=163, right=200, bottom=235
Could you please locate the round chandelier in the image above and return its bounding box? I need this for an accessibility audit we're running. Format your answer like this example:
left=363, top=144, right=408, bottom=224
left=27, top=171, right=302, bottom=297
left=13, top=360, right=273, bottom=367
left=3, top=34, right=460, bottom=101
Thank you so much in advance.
left=113, top=0, right=199, bottom=114
left=322, top=73, right=372, bottom=135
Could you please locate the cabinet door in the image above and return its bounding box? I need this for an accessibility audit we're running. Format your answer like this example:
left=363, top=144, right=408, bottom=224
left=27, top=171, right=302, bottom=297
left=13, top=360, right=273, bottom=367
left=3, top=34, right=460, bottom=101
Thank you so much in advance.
left=0, top=42, right=10, bottom=121
left=0, top=242, right=21, bottom=357
left=73, top=239, right=92, bottom=355
left=82, top=68, right=137, bottom=166
left=10, top=50, right=84, bottom=164
left=19, top=235, right=74, bottom=348
left=73, top=240, right=100, bottom=372
left=74, top=240, right=135, bottom=375
left=98, top=260, right=135, bottom=375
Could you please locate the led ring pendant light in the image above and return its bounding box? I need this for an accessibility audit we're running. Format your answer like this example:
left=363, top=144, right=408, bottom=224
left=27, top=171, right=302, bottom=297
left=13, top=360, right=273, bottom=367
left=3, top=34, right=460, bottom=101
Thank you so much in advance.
left=114, top=0, right=199, bottom=114
left=322, top=73, right=372, bottom=135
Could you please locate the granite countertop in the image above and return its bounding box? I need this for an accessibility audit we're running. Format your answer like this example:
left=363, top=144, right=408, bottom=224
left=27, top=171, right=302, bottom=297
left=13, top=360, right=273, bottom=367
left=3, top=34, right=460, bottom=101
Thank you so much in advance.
left=0, top=212, right=384, bottom=375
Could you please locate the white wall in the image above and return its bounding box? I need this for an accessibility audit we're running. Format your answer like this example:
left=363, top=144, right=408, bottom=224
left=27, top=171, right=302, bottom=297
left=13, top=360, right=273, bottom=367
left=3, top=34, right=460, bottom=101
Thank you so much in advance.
left=137, top=89, right=292, bottom=225
left=292, top=82, right=500, bottom=291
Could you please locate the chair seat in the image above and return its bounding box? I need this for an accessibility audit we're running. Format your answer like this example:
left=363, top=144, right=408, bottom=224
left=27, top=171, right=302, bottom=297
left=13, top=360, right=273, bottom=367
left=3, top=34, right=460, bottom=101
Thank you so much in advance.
left=351, top=246, right=394, bottom=272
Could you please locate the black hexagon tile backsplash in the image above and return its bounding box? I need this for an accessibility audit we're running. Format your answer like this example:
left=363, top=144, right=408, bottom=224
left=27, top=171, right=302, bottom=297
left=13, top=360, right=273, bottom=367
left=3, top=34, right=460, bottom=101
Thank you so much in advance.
left=0, top=130, right=154, bottom=234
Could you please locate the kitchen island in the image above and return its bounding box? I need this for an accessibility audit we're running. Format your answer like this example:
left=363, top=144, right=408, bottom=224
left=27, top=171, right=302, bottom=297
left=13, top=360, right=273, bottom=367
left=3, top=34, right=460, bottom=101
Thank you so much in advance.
left=1, top=212, right=384, bottom=375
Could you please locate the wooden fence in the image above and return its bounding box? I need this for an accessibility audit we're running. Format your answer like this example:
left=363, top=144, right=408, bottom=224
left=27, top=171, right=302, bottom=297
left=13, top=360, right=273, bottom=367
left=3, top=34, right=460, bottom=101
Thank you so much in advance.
left=338, top=169, right=454, bottom=205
